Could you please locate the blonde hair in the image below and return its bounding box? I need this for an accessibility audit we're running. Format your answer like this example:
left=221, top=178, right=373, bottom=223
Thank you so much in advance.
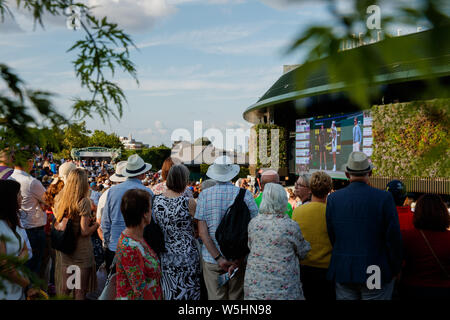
left=54, top=168, right=89, bottom=222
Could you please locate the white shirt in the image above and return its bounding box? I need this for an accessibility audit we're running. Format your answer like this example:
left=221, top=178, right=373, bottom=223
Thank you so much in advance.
left=0, top=220, right=27, bottom=300
left=10, top=170, right=46, bottom=229
left=96, top=189, right=109, bottom=221
left=17, top=226, right=32, bottom=260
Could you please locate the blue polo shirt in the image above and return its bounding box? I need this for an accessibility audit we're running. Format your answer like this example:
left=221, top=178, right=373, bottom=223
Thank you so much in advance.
left=101, top=178, right=154, bottom=252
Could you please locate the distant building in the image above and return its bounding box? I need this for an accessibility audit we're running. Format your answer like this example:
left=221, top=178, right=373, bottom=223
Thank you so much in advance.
left=171, top=141, right=248, bottom=166
left=171, top=141, right=248, bottom=181
left=120, top=133, right=149, bottom=150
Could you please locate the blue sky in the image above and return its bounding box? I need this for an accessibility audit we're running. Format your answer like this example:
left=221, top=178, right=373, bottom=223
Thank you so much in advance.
left=0, top=0, right=430, bottom=149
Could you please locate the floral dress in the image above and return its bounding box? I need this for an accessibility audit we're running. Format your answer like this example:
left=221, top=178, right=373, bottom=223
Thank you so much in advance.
left=116, top=233, right=162, bottom=300
left=244, top=213, right=311, bottom=300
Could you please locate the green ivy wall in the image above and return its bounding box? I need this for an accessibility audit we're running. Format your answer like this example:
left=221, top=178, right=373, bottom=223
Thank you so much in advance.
left=371, top=99, right=450, bottom=178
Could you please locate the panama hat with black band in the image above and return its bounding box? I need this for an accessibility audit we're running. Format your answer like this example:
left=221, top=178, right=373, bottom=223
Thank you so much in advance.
left=345, top=151, right=374, bottom=175
left=122, top=154, right=152, bottom=178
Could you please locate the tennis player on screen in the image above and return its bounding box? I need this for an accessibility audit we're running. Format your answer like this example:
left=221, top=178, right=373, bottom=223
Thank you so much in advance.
left=318, top=124, right=327, bottom=170
left=353, top=117, right=362, bottom=152
left=330, top=121, right=337, bottom=172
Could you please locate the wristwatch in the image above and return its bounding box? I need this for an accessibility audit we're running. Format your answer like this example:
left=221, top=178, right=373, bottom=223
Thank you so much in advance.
left=214, top=254, right=223, bottom=261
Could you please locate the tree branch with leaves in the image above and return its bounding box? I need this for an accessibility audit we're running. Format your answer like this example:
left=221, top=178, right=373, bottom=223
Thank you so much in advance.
left=0, top=0, right=139, bottom=299
left=0, top=0, right=138, bottom=162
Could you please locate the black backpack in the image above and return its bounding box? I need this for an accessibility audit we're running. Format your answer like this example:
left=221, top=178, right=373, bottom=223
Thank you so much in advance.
left=215, top=188, right=252, bottom=261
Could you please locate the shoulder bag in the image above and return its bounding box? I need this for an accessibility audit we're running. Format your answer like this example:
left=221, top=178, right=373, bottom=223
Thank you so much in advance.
left=51, top=212, right=78, bottom=255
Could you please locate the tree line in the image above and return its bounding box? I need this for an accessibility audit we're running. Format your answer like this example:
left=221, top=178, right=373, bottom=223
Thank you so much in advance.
left=35, top=121, right=171, bottom=171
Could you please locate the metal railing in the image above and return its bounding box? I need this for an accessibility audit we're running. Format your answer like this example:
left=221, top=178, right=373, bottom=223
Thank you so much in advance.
left=369, top=176, right=450, bottom=195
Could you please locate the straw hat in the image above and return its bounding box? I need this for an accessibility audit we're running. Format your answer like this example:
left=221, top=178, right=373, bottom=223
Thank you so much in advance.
left=206, top=156, right=240, bottom=183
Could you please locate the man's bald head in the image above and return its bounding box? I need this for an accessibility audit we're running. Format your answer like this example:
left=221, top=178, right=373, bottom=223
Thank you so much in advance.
left=260, top=169, right=279, bottom=191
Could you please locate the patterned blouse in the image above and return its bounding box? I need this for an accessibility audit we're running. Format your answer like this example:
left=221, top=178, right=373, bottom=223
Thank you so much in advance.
left=116, top=232, right=162, bottom=300
left=244, top=213, right=311, bottom=300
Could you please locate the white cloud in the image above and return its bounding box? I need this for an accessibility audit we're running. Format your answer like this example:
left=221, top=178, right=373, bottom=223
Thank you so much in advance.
left=137, top=25, right=257, bottom=49
left=0, top=0, right=174, bottom=32
left=0, top=15, right=25, bottom=33
left=135, top=21, right=291, bottom=56
left=87, top=0, right=177, bottom=31
left=154, top=120, right=169, bottom=135
left=86, top=0, right=249, bottom=33
left=132, top=120, right=173, bottom=146
left=0, top=57, right=40, bottom=71
left=112, top=64, right=283, bottom=103
left=260, top=0, right=321, bottom=10
left=168, top=0, right=246, bottom=5
left=202, top=38, right=288, bottom=55
left=137, top=128, right=154, bottom=135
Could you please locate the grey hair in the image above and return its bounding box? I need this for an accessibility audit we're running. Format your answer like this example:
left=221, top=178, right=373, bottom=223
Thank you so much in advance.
left=201, top=179, right=217, bottom=190
left=298, top=173, right=311, bottom=188
left=259, top=183, right=288, bottom=215
left=166, top=164, right=190, bottom=193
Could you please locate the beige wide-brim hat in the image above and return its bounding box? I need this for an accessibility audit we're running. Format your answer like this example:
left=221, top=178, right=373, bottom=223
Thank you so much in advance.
left=345, top=151, right=374, bottom=174
left=110, top=161, right=128, bottom=183
left=122, top=154, right=152, bottom=177
left=206, top=156, right=240, bottom=183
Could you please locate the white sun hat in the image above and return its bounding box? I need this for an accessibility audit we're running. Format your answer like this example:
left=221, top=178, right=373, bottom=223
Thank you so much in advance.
left=110, top=161, right=128, bottom=183
left=206, top=155, right=240, bottom=183
left=122, top=154, right=152, bottom=177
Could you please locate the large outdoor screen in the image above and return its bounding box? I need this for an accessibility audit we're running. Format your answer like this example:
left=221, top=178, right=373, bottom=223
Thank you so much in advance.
left=295, top=110, right=373, bottom=179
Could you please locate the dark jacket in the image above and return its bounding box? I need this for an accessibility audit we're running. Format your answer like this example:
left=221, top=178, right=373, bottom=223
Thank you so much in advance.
left=326, top=181, right=403, bottom=284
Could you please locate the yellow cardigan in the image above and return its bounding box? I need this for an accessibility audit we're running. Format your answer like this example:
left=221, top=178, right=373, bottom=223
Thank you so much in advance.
left=292, top=202, right=332, bottom=269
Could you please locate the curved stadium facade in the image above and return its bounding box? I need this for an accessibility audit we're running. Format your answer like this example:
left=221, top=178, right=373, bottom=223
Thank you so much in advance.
left=244, top=26, right=450, bottom=194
